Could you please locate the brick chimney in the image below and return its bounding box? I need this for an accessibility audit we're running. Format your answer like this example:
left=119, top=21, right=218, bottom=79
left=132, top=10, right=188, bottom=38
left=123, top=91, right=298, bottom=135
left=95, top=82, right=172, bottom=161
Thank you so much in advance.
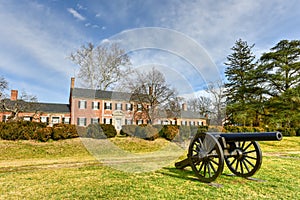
left=182, top=103, right=187, bottom=111
left=71, top=77, right=75, bottom=89
left=11, top=90, right=18, bottom=101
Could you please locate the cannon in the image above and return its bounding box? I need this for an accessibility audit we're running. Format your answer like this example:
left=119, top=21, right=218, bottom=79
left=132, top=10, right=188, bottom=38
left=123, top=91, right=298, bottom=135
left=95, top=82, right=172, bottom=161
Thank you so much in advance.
left=175, top=132, right=282, bottom=183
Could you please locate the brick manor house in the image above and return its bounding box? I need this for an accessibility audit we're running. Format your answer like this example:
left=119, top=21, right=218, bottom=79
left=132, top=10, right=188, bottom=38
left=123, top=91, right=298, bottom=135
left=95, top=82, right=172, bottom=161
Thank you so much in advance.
left=0, top=78, right=207, bottom=131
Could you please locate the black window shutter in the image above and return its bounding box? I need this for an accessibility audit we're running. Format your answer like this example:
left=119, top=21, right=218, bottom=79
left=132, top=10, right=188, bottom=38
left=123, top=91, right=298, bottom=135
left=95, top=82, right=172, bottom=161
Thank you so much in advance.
left=78, top=101, right=80, bottom=108
left=110, top=119, right=112, bottom=124
left=92, top=102, right=94, bottom=109
left=85, top=101, right=87, bottom=109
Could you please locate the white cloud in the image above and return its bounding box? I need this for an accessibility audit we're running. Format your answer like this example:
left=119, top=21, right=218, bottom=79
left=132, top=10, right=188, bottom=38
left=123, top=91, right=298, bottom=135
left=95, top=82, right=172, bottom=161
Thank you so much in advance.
left=67, top=8, right=86, bottom=21
left=0, top=2, right=87, bottom=102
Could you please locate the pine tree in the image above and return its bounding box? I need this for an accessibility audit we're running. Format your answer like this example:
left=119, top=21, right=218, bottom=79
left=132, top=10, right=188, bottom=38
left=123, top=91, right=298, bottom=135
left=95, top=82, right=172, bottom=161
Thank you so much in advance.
left=224, top=39, right=263, bottom=126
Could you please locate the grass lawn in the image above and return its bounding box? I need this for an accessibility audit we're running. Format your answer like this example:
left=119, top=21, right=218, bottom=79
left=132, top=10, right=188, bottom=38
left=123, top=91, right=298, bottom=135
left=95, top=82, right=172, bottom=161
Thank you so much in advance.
left=0, top=136, right=299, bottom=199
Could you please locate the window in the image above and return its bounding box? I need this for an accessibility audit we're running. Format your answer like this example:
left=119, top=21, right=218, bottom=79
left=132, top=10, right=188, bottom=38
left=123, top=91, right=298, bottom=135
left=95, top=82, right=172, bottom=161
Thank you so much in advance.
left=137, top=104, right=142, bottom=111
left=125, top=119, right=132, bottom=125
left=126, top=103, right=132, bottom=111
left=181, top=121, right=187, bottom=126
left=91, top=118, right=99, bottom=124
left=198, top=121, right=204, bottom=126
left=40, top=116, right=48, bottom=123
left=52, top=117, right=60, bottom=124
left=77, top=117, right=87, bottom=126
left=78, top=100, right=87, bottom=109
left=104, top=102, right=112, bottom=110
left=92, top=102, right=100, bottom=110
left=136, top=119, right=143, bottom=125
left=23, top=116, right=31, bottom=121
left=115, top=103, right=123, bottom=110
left=103, top=118, right=112, bottom=124
left=63, top=117, right=70, bottom=124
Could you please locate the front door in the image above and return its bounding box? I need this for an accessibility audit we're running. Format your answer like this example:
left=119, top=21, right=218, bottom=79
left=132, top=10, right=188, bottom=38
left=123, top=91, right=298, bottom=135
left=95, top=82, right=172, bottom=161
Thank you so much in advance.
left=115, top=118, right=122, bottom=130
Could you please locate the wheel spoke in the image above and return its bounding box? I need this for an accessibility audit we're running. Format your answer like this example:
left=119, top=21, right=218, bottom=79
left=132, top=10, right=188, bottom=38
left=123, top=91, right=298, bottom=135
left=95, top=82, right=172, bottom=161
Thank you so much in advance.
left=240, top=161, right=244, bottom=174
left=198, top=161, right=204, bottom=173
left=242, top=160, right=250, bottom=173
left=229, top=157, right=237, bottom=167
left=210, top=158, right=220, bottom=166
left=235, top=159, right=239, bottom=171
left=209, top=160, right=217, bottom=173
left=243, top=142, right=253, bottom=151
left=243, top=157, right=255, bottom=168
left=244, top=149, right=257, bottom=154
left=245, top=155, right=257, bottom=160
left=207, top=162, right=212, bottom=177
left=241, top=141, right=246, bottom=149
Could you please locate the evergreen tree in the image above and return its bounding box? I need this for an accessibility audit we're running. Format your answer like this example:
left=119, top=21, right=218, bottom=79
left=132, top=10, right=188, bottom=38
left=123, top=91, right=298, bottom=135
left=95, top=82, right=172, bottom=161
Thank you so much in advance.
left=259, top=40, right=300, bottom=129
left=259, top=40, right=300, bottom=96
left=224, top=39, right=262, bottom=126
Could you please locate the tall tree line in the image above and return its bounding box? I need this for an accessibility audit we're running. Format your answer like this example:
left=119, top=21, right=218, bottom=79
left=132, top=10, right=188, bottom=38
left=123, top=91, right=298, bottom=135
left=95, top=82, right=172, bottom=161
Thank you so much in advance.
left=224, top=39, right=300, bottom=129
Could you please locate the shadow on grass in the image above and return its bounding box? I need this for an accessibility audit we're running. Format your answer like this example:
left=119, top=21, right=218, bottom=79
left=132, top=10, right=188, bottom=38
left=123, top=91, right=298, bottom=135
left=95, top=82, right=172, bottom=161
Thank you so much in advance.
left=159, top=167, right=224, bottom=188
left=159, top=167, right=199, bottom=182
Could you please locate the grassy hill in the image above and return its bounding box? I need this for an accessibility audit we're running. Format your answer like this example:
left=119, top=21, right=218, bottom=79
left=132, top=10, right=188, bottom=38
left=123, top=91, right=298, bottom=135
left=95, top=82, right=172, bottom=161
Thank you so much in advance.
left=0, top=137, right=299, bottom=199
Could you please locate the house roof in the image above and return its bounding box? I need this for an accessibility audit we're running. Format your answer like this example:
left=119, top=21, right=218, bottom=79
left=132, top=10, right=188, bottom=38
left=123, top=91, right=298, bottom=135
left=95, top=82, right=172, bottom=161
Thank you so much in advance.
left=71, top=88, right=139, bottom=101
left=34, top=102, right=70, bottom=113
left=180, top=110, right=206, bottom=119
left=1, top=99, right=70, bottom=113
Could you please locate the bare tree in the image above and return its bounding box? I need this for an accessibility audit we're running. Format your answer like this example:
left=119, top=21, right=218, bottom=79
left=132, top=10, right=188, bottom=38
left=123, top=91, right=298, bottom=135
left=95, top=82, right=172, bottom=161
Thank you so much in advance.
left=126, top=67, right=177, bottom=124
left=206, top=80, right=226, bottom=126
left=1, top=89, right=38, bottom=121
left=70, top=42, right=131, bottom=90
left=187, top=96, right=212, bottom=115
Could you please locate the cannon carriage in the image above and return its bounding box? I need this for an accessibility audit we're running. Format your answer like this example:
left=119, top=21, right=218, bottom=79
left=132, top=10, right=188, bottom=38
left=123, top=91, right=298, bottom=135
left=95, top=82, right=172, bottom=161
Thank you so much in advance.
left=175, top=132, right=282, bottom=183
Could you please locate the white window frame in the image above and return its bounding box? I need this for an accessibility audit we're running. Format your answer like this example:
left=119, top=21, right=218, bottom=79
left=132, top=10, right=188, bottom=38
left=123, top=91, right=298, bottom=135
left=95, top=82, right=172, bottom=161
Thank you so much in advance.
left=63, top=117, right=70, bottom=124
left=91, top=118, right=99, bottom=124
left=92, top=101, right=100, bottom=110
left=105, top=102, right=112, bottom=110
left=52, top=116, right=60, bottom=124
left=40, top=116, right=48, bottom=123
left=79, top=100, right=87, bottom=109
left=116, top=103, right=122, bottom=110
left=78, top=117, right=87, bottom=126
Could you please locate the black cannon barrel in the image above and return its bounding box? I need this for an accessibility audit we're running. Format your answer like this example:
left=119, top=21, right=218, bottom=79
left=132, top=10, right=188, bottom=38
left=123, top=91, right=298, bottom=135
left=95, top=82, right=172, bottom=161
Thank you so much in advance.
left=212, top=132, right=282, bottom=142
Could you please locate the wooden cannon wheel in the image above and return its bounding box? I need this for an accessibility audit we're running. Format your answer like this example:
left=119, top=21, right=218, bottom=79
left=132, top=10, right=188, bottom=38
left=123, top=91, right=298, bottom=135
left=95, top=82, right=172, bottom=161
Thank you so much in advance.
left=188, top=133, right=224, bottom=183
left=224, top=141, right=262, bottom=177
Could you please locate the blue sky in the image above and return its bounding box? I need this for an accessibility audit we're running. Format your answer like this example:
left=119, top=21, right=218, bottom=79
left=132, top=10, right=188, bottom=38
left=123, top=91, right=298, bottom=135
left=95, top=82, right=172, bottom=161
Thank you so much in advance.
left=0, top=0, right=299, bottom=103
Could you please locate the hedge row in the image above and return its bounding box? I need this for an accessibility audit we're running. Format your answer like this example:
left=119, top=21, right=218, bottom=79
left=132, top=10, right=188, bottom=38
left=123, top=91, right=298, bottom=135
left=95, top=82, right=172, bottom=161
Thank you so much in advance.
left=120, top=125, right=208, bottom=141
left=79, top=124, right=117, bottom=139
left=0, top=122, right=79, bottom=142
left=223, top=126, right=300, bottom=136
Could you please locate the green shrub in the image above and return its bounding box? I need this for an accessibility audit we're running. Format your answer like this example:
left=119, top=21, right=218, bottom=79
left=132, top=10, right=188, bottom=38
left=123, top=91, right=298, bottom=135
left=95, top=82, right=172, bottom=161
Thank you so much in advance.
left=52, top=124, right=78, bottom=140
left=86, top=124, right=117, bottom=139
left=160, top=125, right=179, bottom=141
left=0, top=121, right=46, bottom=140
left=99, top=124, right=117, bottom=138
left=76, top=126, right=87, bottom=137
left=86, top=124, right=106, bottom=139
left=277, top=128, right=296, bottom=136
left=120, top=125, right=137, bottom=136
left=33, top=127, right=53, bottom=142
left=223, top=126, right=266, bottom=133
left=134, top=125, right=159, bottom=141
